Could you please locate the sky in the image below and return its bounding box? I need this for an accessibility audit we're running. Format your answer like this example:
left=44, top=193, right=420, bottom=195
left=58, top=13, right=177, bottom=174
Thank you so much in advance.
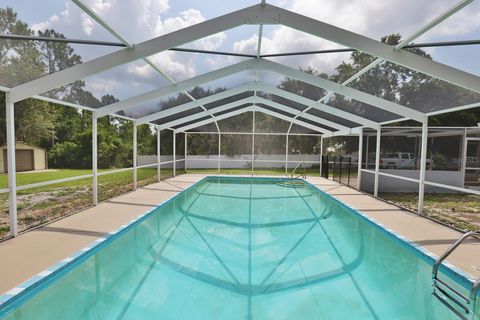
left=2, top=0, right=480, bottom=112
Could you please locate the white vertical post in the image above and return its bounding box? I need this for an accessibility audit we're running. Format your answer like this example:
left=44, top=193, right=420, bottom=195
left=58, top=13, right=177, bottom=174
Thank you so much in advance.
left=5, top=93, right=17, bottom=237
left=251, top=109, right=255, bottom=174
left=92, top=113, right=98, bottom=205
left=357, top=128, right=363, bottom=191
left=218, top=133, right=221, bottom=174
left=460, top=128, right=467, bottom=185
left=285, top=133, right=289, bottom=175
left=374, top=126, right=381, bottom=197
left=184, top=133, right=188, bottom=172
left=418, top=119, right=428, bottom=215
left=173, top=131, right=176, bottom=177
left=365, top=134, right=370, bottom=169
left=319, top=136, right=323, bottom=177
left=133, top=123, right=137, bottom=190
left=157, top=126, right=161, bottom=182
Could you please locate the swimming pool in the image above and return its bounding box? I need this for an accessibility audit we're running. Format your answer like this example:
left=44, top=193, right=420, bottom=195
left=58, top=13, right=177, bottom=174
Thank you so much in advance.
left=0, top=176, right=478, bottom=319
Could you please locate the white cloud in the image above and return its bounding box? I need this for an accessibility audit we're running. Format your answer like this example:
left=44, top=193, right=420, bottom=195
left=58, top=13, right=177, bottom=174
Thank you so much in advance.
left=29, top=0, right=226, bottom=101
left=232, top=0, right=480, bottom=76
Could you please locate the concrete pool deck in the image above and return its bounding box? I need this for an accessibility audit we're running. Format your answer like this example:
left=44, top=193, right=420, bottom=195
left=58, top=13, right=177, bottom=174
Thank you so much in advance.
left=0, top=174, right=479, bottom=294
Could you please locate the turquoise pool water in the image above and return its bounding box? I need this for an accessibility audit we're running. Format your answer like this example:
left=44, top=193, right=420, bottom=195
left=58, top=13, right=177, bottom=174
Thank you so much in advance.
left=0, top=177, right=478, bottom=319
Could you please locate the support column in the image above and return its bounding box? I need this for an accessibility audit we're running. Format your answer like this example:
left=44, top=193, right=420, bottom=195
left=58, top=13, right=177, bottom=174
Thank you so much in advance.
left=133, top=123, right=137, bottom=190
left=173, top=131, right=176, bottom=177
left=184, top=133, right=188, bottom=172
left=218, top=133, right=221, bottom=174
left=285, top=133, right=289, bottom=175
left=319, top=136, right=323, bottom=177
left=365, top=134, right=370, bottom=169
left=5, top=93, right=17, bottom=237
left=460, top=128, right=467, bottom=185
left=251, top=109, right=255, bottom=174
left=418, top=119, right=428, bottom=215
left=92, top=113, right=98, bottom=205
left=374, top=126, right=381, bottom=197
left=157, top=126, right=161, bottom=182
left=357, top=128, right=363, bottom=191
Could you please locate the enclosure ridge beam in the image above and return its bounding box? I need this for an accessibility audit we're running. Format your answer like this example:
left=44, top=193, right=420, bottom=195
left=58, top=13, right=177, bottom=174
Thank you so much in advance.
left=147, top=83, right=378, bottom=131
left=163, top=94, right=344, bottom=131
left=9, top=4, right=277, bottom=102
left=135, top=83, right=256, bottom=124
left=253, top=96, right=349, bottom=131
left=258, top=85, right=379, bottom=129
left=322, top=127, right=362, bottom=138
left=267, top=2, right=480, bottom=94
left=72, top=0, right=221, bottom=132
left=254, top=106, right=331, bottom=133
left=157, top=97, right=255, bottom=129
left=255, top=59, right=426, bottom=122
left=176, top=106, right=255, bottom=132
left=95, top=59, right=255, bottom=118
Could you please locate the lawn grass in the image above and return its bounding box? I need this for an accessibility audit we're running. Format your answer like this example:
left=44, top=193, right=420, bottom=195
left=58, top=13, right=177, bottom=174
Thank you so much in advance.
left=380, top=192, right=480, bottom=231
left=0, top=168, right=177, bottom=239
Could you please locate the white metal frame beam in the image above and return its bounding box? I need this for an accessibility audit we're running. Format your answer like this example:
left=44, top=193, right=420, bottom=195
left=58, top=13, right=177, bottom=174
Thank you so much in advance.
left=159, top=96, right=335, bottom=133
left=157, top=97, right=255, bottom=129
left=258, top=85, right=379, bottom=129
left=176, top=106, right=254, bottom=132
left=253, top=96, right=349, bottom=131
left=314, top=0, right=474, bottom=106
left=9, top=1, right=478, bottom=120
left=72, top=0, right=221, bottom=132
left=273, top=3, right=480, bottom=94
left=96, top=60, right=253, bottom=117
left=9, top=4, right=278, bottom=102
left=255, top=107, right=328, bottom=133
left=135, top=83, right=380, bottom=130
left=136, top=83, right=256, bottom=125
left=175, top=105, right=328, bottom=134
left=255, top=59, right=426, bottom=122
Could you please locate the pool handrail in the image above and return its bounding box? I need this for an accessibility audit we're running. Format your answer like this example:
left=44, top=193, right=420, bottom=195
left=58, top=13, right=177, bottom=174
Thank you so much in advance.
left=432, top=231, right=480, bottom=319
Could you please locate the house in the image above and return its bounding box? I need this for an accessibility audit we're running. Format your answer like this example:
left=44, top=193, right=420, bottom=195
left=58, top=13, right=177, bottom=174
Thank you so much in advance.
left=0, top=141, right=48, bottom=173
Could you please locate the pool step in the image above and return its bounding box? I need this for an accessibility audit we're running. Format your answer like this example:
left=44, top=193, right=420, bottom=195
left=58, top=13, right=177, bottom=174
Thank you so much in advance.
left=276, top=180, right=305, bottom=188
left=431, top=231, right=480, bottom=320
left=432, top=278, right=469, bottom=320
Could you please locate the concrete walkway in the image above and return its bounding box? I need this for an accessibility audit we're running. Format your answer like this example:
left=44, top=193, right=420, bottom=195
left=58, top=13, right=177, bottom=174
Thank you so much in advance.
left=0, top=174, right=478, bottom=294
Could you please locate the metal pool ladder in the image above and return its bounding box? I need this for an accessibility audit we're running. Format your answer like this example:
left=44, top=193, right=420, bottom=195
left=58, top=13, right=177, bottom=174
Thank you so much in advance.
left=291, top=162, right=306, bottom=179
left=432, top=231, right=480, bottom=320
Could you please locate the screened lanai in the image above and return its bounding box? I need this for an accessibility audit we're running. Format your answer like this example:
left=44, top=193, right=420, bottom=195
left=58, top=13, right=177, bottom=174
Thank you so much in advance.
left=1, top=0, right=480, bottom=240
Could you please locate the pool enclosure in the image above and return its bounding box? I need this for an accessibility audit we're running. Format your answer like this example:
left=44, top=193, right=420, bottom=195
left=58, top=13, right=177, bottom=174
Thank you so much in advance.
left=1, top=0, right=480, bottom=240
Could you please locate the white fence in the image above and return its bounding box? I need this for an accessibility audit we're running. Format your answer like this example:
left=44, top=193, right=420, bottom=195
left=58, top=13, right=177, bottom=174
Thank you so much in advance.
left=138, top=154, right=320, bottom=169
left=360, top=169, right=465, bottom=193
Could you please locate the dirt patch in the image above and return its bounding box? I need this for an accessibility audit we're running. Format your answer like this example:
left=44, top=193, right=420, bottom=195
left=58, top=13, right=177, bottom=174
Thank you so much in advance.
left=380, top=193, right=480, bottom=231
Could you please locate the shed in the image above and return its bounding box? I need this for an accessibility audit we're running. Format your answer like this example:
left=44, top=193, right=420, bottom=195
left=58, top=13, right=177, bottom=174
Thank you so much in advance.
left=0, top=142, right=48, bottom=173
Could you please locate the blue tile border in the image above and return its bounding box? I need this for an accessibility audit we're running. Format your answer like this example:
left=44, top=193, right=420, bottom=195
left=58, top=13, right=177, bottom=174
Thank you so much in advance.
left=0, top=176, right=209, bottom=316
left=301, top=178, right=477, bottom=291
left=0, top=175, right=476, bottom=317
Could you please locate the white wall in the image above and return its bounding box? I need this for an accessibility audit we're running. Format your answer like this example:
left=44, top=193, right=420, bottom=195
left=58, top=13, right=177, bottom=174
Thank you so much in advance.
left=360, top=169, right=464, bottom=193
